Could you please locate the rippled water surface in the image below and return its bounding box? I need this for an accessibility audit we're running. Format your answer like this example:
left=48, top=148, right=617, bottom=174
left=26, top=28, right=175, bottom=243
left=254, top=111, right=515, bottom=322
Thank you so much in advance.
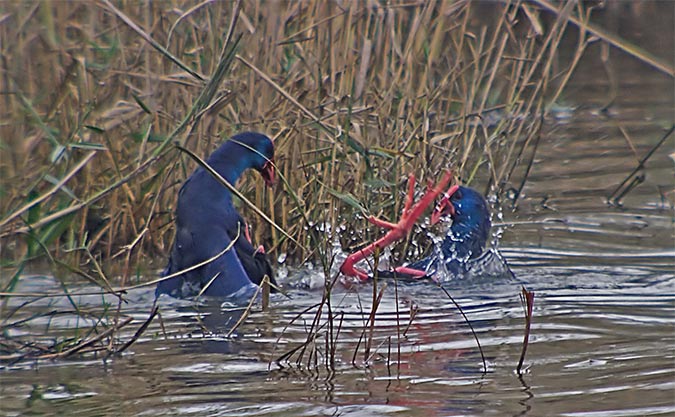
left=2, top=258, right=673, bottom=417
left=2, top=5, right=674, bottom=417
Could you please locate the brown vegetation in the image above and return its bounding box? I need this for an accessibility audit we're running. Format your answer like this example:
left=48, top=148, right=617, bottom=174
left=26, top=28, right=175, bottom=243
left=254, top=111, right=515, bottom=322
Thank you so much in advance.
left=3, top=0, right=672, bottom=367
left=0, top=0, right=596, bottom=291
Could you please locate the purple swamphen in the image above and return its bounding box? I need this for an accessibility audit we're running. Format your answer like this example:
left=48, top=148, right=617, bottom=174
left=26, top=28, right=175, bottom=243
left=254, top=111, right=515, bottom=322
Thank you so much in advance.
left=156, top=132, right=276, bottom=299
left=402, top=185, right=492, bottom=278
left=341, top=173, right=505, bottom=281
left=339, top=171, right=452, bottom=280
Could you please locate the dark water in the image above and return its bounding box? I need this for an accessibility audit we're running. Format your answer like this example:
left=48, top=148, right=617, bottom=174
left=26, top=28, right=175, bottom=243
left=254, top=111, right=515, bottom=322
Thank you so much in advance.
left=2, top=5, right=674, bottom=417
left=2, top=257, right=673, bottom=416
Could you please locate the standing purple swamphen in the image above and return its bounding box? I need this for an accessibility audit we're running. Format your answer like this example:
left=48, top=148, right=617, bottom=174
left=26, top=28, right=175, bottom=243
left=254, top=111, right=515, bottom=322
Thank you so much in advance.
left=156, top=132, right=276, bottom=299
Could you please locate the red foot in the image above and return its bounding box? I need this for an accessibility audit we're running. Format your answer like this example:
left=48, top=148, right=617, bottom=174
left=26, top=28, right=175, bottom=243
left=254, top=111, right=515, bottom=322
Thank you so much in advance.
left=340, top=170, right=453, bottom=280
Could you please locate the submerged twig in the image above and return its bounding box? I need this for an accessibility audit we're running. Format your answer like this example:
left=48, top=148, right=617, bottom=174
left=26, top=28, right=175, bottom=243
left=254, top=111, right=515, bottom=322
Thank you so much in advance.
left=363, top=281, right=386, bottom=363
left=115, top=305, right=159, bottom=355
left=437, top=284, right=487, bottom=373
left=0, top=315, right=136, bottom=362
left=512, top=113, right=546, bottom=207
left=272, top=300, right=324, bottom=367
left=225, top=283, right=265, bottom=338
left=517, top=286, right=535, bottom=375
left=607, top=125, right=674, bottom=205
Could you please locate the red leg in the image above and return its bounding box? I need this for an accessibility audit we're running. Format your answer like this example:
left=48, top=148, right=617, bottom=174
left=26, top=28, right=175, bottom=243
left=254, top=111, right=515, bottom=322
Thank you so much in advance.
left=402, top=174, right=416, bottom=214
left=242, top=221, right=266, bottom=255
left=367, top=216, right=399, bottom=230
left=431, top=184, right=459, bottom=225
left=393, top=266, right=428, bottom=277
left=340, top=170, right=453, bottom=280
left=243, top=222, right=253, bottom=243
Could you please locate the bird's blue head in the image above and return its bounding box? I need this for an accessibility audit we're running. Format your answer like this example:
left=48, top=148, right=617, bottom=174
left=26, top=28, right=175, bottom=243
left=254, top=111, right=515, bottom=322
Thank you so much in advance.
left=431, top=185, right=491, bottom=259
left=208, top=132, right=276, bottom=186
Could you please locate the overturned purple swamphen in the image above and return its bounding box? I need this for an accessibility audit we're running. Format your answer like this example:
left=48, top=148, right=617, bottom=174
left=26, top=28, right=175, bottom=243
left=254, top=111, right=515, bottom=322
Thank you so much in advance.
left=156, top=132, right=277, bottom=300
left=341, top=172, right=504, bottom=281
left=403, top=184, right=492, bottom=278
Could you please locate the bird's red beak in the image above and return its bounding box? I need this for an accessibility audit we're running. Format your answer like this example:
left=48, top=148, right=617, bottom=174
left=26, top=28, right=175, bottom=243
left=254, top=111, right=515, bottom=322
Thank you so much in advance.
left=431, top=184, right=459, bottom=225
left=261, top=159, right=276, bottom=186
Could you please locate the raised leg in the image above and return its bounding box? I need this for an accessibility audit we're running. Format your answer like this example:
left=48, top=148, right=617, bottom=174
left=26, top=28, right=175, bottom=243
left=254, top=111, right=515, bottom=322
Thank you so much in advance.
left=393, top=265, right=428, bottom=277
left=431, top=184, right=459, bottom=225
left=340, top=170, right=453, bottom=280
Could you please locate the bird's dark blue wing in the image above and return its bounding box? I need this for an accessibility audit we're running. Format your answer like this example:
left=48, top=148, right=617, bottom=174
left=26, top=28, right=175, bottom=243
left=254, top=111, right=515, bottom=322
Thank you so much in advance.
left=156, top=217, right=256, bottom=299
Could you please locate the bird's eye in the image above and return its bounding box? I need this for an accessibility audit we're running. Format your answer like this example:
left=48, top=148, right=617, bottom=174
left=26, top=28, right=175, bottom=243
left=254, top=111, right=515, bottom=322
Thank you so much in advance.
left=453, top=190, right=463, bottom=200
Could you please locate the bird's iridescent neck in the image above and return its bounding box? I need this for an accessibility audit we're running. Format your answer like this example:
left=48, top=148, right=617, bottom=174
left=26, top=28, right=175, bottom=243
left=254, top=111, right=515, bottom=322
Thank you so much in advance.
left=206, top=148, right=252, bottom=185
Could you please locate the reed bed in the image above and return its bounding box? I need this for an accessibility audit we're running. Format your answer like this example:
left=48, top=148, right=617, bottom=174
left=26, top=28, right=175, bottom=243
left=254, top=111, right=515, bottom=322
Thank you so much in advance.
left=0, top=0, right=628, bottom=361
